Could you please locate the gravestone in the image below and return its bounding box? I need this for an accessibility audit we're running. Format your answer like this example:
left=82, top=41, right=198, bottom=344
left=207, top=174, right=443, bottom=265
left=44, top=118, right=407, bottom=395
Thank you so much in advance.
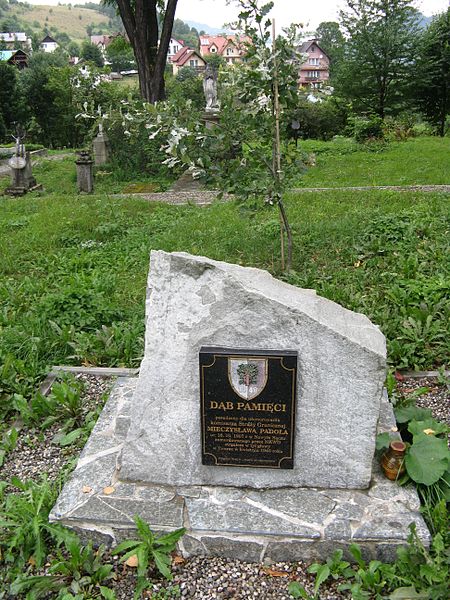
left=6, top=138, right=41, bottom=196
left=93, top=125, right=110, bottom=166
left=75, top=150, right=94, bottom=193
left=51, top=251, right=430, bottom=561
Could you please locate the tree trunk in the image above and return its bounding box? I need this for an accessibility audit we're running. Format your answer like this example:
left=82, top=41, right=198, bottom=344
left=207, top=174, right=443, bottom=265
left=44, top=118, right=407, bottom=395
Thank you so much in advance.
left=115, top=0, right=178, bottom=103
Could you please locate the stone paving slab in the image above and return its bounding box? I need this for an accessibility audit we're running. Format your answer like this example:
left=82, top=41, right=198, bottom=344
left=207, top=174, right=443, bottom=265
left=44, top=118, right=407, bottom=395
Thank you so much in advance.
left=50, top=378, right=430, bottom=562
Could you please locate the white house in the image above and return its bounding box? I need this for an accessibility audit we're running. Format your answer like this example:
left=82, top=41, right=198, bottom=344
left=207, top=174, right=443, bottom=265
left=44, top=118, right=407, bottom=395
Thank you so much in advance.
left=40, top=35, right=59, bottom=53
left=167, top=37, right=184, bottom=62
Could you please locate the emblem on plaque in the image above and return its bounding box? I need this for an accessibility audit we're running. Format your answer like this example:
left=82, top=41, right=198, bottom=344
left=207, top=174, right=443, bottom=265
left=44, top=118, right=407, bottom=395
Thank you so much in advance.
left=228, top=357, right=268, bottom=400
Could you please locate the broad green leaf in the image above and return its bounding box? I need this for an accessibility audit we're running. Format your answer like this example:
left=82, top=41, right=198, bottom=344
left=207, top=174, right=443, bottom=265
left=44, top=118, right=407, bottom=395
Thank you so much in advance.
left=394, top=405, right=432, bottom=424
left=287, top=581, right=310, bottom=599
left=153, top=549, right=172, bottom=580
left=100, top=586, right=117, bottom=600
left=58, top=428, right=83, bottom=447
left=405, top=436, right=449, bottom=485
left=389, top=586, right=429, bottom=599
left=114, top=539, right=140, bottom=554
left=156, top=527, right=186, bottom=547
left=408, top=418, right=449, bottom=438
left=314, top=564, right=330, bottom=595
left=376, top=432, right=392, bottom=451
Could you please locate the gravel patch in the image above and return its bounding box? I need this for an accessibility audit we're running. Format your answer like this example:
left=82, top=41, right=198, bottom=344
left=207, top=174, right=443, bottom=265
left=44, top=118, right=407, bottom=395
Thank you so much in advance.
left=0, top=374, right=114, bottom=484
left=1, top=373, right=448, bottom=599
left=108, top=554, right=348, bottom=600
left=396, top=375, right=449, bottom=427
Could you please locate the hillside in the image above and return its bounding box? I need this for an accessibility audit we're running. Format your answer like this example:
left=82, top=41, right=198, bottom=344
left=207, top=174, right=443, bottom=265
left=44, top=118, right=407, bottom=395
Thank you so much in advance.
left=4, top=2, right=117, bottom=43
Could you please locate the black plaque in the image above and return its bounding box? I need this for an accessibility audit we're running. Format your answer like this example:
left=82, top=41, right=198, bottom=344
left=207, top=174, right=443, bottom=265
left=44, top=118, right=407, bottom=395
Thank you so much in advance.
left=200, top=347, right=297, bottom=469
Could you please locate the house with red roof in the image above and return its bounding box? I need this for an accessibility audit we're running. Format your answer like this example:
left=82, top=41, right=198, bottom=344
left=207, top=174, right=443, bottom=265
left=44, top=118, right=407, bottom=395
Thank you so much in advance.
left=168, top=37, right=184, bottom=62
left=199, top=34, right=249, bottom=65
left=171, top=46, right=206, bottom=75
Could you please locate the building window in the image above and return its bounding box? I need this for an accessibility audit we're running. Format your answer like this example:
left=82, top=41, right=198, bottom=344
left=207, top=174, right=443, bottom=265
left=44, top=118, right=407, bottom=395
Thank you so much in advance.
left=307, top=70, right=319, bottom=78
left=189, top=59, right=198, bottom=67
left=210, top=46, right=217, bottom=53
left=226, top=47, right=233, bottom=55
left=309, top=58, right=319, bottom=65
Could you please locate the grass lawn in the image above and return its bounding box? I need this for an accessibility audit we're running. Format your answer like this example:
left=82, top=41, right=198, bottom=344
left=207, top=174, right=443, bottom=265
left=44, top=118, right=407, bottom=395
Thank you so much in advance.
left=0, top=151, right=448, bottom=402
left=0, top=145, right=449, bottom=600
left=297, top=136, right=450, bottom=187
left=112, top=75, right=140, bottom=90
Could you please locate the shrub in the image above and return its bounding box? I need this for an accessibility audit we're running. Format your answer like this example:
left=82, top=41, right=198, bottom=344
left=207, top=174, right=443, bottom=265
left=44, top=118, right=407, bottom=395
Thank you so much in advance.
left=288, top=97, right=348, bottom=141
left=349, top=115, right=384, bottom=142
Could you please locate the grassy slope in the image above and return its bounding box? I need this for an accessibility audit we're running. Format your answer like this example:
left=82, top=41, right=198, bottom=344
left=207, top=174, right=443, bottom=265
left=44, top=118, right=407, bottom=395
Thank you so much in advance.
left=298, top=137, right=450, bottom=187
left=0, top=147, right=449, bottom=396
left=8, top=3, right=112, bottom=43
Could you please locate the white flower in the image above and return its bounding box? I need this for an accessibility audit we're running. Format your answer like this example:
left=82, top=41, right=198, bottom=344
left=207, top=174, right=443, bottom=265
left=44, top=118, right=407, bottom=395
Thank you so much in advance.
left=124, top=130, right=131, bottom=137
left=148, top=128, right=161, bottom=140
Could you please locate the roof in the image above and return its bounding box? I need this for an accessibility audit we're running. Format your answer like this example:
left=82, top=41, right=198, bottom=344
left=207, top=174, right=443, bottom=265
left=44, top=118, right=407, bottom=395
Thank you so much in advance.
left=41, top=35, right=57, bottom=44
left=0, top=50, right=14, bottom=61
left=0, top=32, right=27, bottom=42
left=0, top=49, right=28, bottom=62
left=171, top=47, right=204, bottom=67
left=298, top=40, right=330, bottom=59
left=199, top=34, right=250, bottom=56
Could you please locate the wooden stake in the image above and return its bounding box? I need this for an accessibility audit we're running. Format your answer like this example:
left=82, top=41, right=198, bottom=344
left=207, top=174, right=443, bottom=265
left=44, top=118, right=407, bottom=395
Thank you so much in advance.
left=272, top=19, right=292, bottom=272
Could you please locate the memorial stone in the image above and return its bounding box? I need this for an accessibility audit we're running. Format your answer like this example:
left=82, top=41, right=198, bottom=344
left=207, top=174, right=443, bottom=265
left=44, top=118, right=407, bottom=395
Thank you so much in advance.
left=75, top=150, right=94, bottom=193
left=6, top=140, right=41, bottom=196
left=93, top=125, right=110, bottom=166
left=51, top=251, right=430, bottom=561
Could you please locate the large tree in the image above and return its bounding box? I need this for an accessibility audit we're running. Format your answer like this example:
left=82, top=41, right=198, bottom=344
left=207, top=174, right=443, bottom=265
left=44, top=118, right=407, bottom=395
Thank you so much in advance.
left=415, top=9, right=450, bottom=136
left=112, top=0, right=178, bottom=102
left=337, top=0, right=420, bottom=118
left=314, top=21, right=345, bottom=77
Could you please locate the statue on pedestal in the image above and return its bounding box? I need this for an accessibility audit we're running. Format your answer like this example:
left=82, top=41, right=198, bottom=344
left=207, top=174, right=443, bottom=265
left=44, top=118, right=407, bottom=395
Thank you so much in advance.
left=203, top=64, right=220, bottom=112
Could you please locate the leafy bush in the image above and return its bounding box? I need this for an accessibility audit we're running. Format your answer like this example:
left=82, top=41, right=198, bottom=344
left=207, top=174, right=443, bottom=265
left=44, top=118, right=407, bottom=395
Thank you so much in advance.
left=166, top=68, right=205, bottom=111
left=104, top=101, right=181, bottom=181
left=350, top=115, right=384, bottom=142
left=288, top=97, right=348, bottom=141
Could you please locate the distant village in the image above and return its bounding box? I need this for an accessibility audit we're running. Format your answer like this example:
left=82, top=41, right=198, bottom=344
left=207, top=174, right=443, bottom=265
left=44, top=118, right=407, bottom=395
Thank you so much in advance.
left=0, top=29, right=330, bottom=88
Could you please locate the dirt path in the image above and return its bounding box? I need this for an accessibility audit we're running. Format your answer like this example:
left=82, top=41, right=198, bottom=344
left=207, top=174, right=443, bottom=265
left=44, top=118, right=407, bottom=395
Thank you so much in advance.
left=113, top=183, right=450, bottom=206
left=292, top=184, right=450, bottom=193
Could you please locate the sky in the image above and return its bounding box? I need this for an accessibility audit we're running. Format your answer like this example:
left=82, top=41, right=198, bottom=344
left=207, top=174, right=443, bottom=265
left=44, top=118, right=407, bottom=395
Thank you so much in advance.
left=25, top=0, right=450, bottom=31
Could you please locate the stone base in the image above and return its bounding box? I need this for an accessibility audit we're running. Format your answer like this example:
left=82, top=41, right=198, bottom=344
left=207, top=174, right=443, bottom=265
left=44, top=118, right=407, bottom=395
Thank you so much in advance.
left=50, top=378, right=430, bottom=562
left=5, top=183, right=42, bottom=196
left=202, top=110, right=220, bottom=130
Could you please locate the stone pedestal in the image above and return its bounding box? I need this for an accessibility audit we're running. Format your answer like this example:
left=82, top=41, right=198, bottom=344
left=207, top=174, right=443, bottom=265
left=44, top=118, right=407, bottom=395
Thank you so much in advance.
left=93, top=132, right=110, bottom=166
left=202, top=109, right=220, bottom=130
left=50, top=379, right=430, bottom=562
left=51, top=252, right=430, bottom=561
left=76, top=151, right=94, bottom=193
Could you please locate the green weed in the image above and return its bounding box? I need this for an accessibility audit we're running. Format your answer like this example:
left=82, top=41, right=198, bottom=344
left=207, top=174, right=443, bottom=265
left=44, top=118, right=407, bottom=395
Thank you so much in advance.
left=0, top=475, right=77, bottom=569
left=114, top=515, right=185, bottom=599
left=10, top=538, right=116, bottom=599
